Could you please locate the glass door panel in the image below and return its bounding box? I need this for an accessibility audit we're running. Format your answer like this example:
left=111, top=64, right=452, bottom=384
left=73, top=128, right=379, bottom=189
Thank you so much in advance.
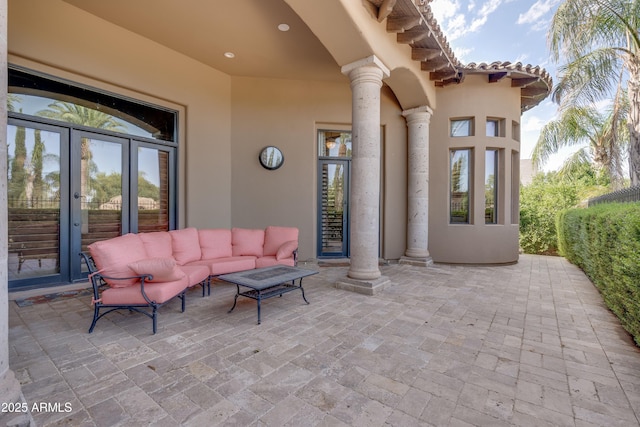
left=7, top=123, right=66, bottom=283
left=318, top=160, right=349, bottom=257
left=137, top=146, right=171, bottom=232
left=72, top=132, right=128, bottom=278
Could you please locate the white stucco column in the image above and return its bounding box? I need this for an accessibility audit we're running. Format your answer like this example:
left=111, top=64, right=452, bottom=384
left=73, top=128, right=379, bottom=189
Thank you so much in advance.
left=400, top=105, right=433, bottom=266
left=335, top=56, right=390, bottom=295
left=0, top=1, right=30, bottom=426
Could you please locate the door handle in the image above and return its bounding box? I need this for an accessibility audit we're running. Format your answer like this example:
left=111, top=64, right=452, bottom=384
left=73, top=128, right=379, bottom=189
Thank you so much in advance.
left=74, top=192, right=80, bottom=199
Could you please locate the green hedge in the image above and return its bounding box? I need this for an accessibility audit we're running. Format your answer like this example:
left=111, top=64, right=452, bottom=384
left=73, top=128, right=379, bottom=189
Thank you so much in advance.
left=557, top=203, right=640, bottom=345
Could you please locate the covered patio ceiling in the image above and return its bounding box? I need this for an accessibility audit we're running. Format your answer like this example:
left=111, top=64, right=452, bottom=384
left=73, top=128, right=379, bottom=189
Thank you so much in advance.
left=62, top=0, right=344, bottom=82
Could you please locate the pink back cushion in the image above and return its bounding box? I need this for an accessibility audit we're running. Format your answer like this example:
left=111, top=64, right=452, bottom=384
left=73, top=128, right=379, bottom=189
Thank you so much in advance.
left=169, top=227, right=202, bottom=265
left=199, top=229, right=233, bottom=259
left=139, top=232, right=173, bottom=259
left=232, top=228, right=265, bottom=257
left=128, top=258, right=186, bottom=283
left=263, top=226, right=299, bottom=256
left=88, top=233, right=147, bottom=288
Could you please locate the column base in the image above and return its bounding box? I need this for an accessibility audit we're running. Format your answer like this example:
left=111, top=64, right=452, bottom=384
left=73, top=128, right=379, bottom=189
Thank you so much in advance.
left=335, top=276, right=390, bottom=296
left=399, top=255, right=433, bottom=267
left=0, top=370, right=32, bottom=427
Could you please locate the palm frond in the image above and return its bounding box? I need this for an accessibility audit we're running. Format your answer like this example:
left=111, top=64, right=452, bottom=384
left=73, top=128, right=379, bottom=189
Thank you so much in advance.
left=557, top=148, right=593, bottom=180
left=532, top=106, right=600, bottom=168
left=552, top=48, right=623, bottom=107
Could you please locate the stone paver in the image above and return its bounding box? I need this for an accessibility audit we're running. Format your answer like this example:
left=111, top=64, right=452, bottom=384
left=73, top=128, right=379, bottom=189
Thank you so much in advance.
left=8, top=254, right=640, bottom=426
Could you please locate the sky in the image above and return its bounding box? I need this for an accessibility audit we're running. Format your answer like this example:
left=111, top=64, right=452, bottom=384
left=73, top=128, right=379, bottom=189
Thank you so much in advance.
left=430, top=0, right=568, bottom=170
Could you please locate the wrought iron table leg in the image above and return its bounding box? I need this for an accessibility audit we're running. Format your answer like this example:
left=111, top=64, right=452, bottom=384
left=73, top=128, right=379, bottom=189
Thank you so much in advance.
left=228, top=285, right=240, bottom=313
left=257, top=292, right=262, bottom=325
left=299, top=278, right=310, bottom=304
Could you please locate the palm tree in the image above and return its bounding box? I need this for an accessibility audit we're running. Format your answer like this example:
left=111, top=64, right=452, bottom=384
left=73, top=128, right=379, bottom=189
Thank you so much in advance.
left=548, top=0, right=640, bottom=185
left=7, top=94, right=19, bottom=112
left=532, top=101, right=628, bottom=189
left=37, top=102, right=124, bottom=204
left=8, top=124, right=27, bottom=206
left=30, top=129, right=45, bottom=203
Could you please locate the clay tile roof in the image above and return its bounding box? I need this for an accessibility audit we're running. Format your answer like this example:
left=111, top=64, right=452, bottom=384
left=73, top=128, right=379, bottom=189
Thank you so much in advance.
left=364, top=0, right=552, bottom=111
left=461, top=62, right=553, bottom=112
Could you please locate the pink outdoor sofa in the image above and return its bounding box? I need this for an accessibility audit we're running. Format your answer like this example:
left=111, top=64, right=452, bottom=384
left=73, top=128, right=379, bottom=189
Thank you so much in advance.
left=80, top=226, right=299, bottom=333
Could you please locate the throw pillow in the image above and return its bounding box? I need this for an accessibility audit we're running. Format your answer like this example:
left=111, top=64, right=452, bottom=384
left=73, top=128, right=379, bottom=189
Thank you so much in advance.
left=127, top=258, right=186, bottom=283
left=276, top=240, right=298, bottom=260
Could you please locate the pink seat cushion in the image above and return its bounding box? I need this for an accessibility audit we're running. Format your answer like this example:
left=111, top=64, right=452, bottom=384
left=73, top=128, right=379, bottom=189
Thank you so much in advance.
left=169, top=228, right=202, bottom=265
left=276, top=240, right=298, bottom=260
left=88, top=234, right=147, bottom=288
left=232, top=228, right=264, bottom=257
left=256, top=256, right=295, bottom=268
left=263, top=226, right=299, bottom=256
left=199, top=229, right=232, bottom=259
left=179, top=265, right=210, bottom=287
left=101, top=276, right=188, bottom=305
left=127, top=258, right=185, bottom=283
left=188, top=256, right=256, bottom=275
left=139, top=232, right=174, bottom=259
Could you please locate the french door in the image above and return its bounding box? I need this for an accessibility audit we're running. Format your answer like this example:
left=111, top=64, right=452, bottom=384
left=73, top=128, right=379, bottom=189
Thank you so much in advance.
left=71, top=130, right=129, bottom=280
left=318, top=159, right=350, bottom=257
left=7, top=120, right=69, bottom=287
left=7, top=118, right=175, bottom=290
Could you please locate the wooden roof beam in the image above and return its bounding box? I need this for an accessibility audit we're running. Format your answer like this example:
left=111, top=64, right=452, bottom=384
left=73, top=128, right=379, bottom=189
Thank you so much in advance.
left=430, top=69, right=458, bottom=81
left=421, top=60, right=449, bottom=72
left=387, top=16, right=422, bottom=33
left=397, top=29, right=430, bottom=44
left=378, top=0, right=397, bottom=22
left=411, top=48, right=441, bottom=61
left=488, top=72, right=508, bottom=83
left=520, top=97, right=541, bottom=107
left=521, top=86, right=550, bottom=96
left=511, top=77, right=539, bottom=88
left=435, top=77, right=462, bottom=87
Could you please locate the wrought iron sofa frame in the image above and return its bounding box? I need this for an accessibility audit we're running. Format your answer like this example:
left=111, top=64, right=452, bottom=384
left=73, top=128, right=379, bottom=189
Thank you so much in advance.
left=79, top=252, right=187, bottom=334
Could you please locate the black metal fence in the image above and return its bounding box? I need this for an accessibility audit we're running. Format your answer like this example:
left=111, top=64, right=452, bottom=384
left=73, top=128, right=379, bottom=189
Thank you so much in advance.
left=588, top=185, right=640, bottom=207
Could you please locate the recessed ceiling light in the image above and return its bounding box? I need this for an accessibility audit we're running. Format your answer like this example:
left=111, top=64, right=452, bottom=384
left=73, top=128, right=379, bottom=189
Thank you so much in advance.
left=278, top=23, right=290, bottom=32
left=224, top=52, right=235, bottom=59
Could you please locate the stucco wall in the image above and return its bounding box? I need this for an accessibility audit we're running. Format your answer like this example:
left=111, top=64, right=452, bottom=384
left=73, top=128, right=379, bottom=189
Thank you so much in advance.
left=230, top=78, right=406, bottom=261
left=8, top=0, right=233, bottom=229
left=8, top=0, right=413, bottom=265
left=430, top=75, right=521, bottom=264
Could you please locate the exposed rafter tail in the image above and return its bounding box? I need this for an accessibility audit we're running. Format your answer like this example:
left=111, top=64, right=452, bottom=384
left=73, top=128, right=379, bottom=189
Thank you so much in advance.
left=511, top=77, right=539, bottom=88
left=378, top=0, right=398, bottom=22
left=387, top=16, right=422, bottom=33
left=411, top=48, right=441, bottom=61
left=488, top=72, right=508, bottom=83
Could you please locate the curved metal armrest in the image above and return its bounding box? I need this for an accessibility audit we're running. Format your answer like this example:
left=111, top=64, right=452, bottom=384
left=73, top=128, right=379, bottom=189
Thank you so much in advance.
left=79, top=251, right=155, bottom=303
left=97, top=273, right=154, bottom=282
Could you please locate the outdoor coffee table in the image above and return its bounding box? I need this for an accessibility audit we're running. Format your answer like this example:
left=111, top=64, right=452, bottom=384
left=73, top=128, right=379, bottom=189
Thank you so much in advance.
left=219, top=265, right=318, bottom=324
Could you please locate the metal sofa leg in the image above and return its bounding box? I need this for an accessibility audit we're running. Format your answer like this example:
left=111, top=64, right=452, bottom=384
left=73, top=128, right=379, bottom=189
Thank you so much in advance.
left=152, top=305, right=158, bottom=334
left=88, top=305, right=100, bottom=333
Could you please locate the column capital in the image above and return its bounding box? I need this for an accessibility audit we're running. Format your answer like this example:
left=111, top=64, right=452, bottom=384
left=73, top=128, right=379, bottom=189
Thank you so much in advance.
left=341, top=55, right=390, bottom=80
left=402, top=105, right=433, bottom=122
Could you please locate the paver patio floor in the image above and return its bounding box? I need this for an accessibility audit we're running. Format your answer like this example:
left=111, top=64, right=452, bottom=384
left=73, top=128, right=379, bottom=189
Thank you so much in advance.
left=8, top=254, right=640, bottom=426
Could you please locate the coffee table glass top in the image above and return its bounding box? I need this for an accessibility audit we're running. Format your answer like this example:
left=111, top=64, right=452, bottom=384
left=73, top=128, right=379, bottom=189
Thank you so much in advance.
left=218, top=265, right=318, bottom=290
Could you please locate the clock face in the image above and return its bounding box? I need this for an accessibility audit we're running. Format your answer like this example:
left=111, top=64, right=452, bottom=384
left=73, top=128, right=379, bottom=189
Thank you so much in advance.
left=259, top=146, right=284, bottom=170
